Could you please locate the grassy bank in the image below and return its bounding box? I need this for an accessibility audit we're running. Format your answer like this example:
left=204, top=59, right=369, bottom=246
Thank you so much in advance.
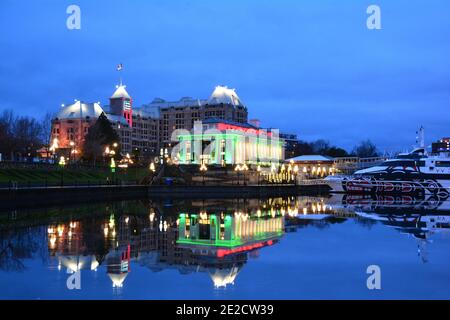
left=0, top=166, right=150, bottom=185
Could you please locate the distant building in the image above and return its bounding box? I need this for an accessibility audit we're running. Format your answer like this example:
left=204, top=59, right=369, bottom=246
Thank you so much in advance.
left=280, top=133, right=300, bottom=159
left=432, top=138, right=450, bottom=154
left=50, top=85, right=259, bottom=161
left=50, top=86, right=133, bottom=157
left=286, top=155, right=335, bottom=178
left=136, top=86, right=249, bottom=150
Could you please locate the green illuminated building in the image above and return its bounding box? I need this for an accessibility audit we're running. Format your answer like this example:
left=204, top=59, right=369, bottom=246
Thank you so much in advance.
left=177, top=119, right=284, bottom=165
left=177, top=211, right=284, bottom=255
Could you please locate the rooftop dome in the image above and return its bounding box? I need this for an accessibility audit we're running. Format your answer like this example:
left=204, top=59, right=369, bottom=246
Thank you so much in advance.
left=56, top=101, right=104, bottom=120
left=111, top=85, right=131, bottom=99
left=209, top=86, right=243, bottom=107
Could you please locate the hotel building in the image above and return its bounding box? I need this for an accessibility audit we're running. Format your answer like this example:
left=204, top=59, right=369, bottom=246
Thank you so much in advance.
left=50, top=85, right=281, bottom=163
left=432, top=138, right=450, bottom=154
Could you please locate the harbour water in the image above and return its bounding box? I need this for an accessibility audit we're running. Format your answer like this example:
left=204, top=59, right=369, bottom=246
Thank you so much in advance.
left=1, top=195, right=449, bottom=300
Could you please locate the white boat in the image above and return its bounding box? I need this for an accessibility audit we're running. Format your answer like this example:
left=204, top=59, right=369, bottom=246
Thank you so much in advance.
left=326, top=148, right=450, bottom=196
left=326, top=128, right=450, bottom=196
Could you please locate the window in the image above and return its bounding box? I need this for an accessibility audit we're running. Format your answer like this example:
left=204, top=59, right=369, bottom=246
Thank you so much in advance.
left=382, top=161, right=416, bottom=167
left=436, top=161, right=450, bottom=167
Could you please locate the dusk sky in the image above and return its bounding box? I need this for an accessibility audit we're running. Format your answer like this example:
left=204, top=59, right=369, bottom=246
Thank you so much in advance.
left=1, top=0, right=449, bottom=152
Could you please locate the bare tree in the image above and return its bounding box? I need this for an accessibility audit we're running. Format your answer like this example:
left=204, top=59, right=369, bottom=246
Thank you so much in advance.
left=0, top=109, right=46, bottom=161
left=40, top=112, right=53, bottom=146
left=352, top=140, right=379, bottom=158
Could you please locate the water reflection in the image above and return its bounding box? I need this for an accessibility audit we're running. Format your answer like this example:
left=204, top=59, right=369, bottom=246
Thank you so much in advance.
left=329, top=194, right=450, bottom=263
left=1, top=195, right=450, bottom=298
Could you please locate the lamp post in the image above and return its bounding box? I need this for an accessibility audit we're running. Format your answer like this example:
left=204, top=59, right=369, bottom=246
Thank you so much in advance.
left=69, top=141, right=75, bottom=164
left=257, top=165, right=261, bottom=186
left=242, top=163, right=249, bottom=186
left=59, top=156, right=66, bottom=187
left=104, top=145, right=110, bottom=165
left=293, top=165, right=299, bottom=186
left=200, top=162, right=208, bottom=185
left=235, top=164, right=241, bottom=185
left=281, top=164, right=286, bottom=184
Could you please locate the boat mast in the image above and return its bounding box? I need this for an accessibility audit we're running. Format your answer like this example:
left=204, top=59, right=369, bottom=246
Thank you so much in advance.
left=416, top=126, right=425, bottom=149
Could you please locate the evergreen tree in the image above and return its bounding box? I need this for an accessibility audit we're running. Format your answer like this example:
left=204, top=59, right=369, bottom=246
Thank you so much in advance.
left=82, top=113, right=120, bottom=164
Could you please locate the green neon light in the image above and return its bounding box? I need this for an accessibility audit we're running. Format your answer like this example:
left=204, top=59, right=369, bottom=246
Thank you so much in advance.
left=176, top=232, right=283, bottom=248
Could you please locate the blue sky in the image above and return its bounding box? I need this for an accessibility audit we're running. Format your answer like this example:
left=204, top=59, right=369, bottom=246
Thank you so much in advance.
left=1, top=0, right=449, bottom=152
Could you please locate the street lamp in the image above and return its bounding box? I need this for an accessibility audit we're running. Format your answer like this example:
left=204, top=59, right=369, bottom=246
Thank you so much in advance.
left=257, top=165, right=261, bottom=185
left=293, top=165, right=299, bottom=186
left=200, top=162, right=208, bottom=185
left=59, top=156, right=66, bottom=187
left=242, top=163, right=249, bottom=186
left=234, top=164, right=242, bottom=185
left=149, top=162, right=156, bottom=173
left=69, top=141, right=75, bottom=163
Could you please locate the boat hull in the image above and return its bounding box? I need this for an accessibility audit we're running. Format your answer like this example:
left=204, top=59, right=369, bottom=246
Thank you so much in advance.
left=326, top=176, right=450, bottom=196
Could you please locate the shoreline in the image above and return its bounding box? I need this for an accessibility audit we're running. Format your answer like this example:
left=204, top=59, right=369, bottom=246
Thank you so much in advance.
left=0, top=184, right=331, bottom=211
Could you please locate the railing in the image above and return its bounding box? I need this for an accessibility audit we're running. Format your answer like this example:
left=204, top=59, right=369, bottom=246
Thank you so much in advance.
left=0, top=180, right=141, bottom=190
left=296, top=179, right=329, bottom=186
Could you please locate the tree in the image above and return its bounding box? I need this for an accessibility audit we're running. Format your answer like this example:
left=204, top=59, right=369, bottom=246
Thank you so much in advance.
left=0, top=110, right=14, bottom=160
left=40, top=112, right=53, bottom=146
left=82, top=113, right=120, bottom=164
left=325, top=147, right=348, bottom=158
left=0, top=110, right=45, bottom=161
left=311, top=139, right=331, bottom=154
left=352, top=140, right=379, bottom=158
left=13, top=116, right=44, bottom=160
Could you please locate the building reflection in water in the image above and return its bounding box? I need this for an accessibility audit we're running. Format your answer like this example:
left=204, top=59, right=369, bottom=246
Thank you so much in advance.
left=44, top=197, right=334, bottom=290
left=40, top=195, right=450, bottom=291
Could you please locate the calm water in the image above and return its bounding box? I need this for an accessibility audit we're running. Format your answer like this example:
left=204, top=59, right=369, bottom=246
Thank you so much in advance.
left=1, top=194, right=450, bottom=300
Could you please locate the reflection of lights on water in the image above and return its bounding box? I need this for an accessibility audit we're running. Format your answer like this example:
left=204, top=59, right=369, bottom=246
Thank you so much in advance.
left=303, top=208, right=307, bottom=215
left=57, top=226, right=64, bottom=237
left=104, top=227, right=109, bottom=237
left=57, top=263, right=61, bottom=271
left=112, top=230, right=116, bottom=238
left=90, top=260, right=99, bottom=271
left=68, top=230, right=72, bottom=238
left=125, top=217, right=130, bottom=224
left=49, top=235, right=57, bottom=248
left=257, top=210, right=261, bottom=218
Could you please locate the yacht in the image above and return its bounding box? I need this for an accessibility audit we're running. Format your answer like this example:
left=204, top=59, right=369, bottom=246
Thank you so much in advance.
left=326, top=129, right=450, bottom=196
